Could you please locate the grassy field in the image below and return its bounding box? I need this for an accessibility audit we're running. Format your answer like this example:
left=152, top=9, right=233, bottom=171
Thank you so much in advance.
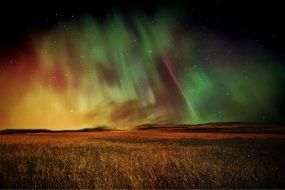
left=1, top=130, right=285, bottom=188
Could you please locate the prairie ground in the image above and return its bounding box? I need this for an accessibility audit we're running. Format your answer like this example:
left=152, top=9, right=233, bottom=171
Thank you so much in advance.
left=1, top=129, right=285, bottom=189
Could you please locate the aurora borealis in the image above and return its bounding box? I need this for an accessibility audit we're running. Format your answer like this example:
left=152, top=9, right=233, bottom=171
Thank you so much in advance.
left=0, top=3, right=284, bottom=130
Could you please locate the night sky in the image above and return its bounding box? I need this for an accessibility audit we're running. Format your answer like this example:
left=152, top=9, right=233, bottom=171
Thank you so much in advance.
left=0, top=0, right=284, bottom=130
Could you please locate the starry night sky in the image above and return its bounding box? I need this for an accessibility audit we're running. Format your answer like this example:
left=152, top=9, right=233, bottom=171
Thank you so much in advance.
left=0, top=0, right=284, bottom=130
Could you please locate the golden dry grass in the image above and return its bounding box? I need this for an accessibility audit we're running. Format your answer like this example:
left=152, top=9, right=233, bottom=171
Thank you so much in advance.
left=1, top=131, right=285, bottom=188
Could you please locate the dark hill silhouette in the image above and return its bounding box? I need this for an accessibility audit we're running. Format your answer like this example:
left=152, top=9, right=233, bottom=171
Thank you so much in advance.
left=0, top=129, right=52, bottom=134
left=135, top=122, right=285, bottom=134
left=0, top=125, right=114, bottom=134
left=1, top=123, right=284, bottom=134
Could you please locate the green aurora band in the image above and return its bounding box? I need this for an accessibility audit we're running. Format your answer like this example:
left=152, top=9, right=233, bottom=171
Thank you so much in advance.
left=0, top=9, right=284, bottom=130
